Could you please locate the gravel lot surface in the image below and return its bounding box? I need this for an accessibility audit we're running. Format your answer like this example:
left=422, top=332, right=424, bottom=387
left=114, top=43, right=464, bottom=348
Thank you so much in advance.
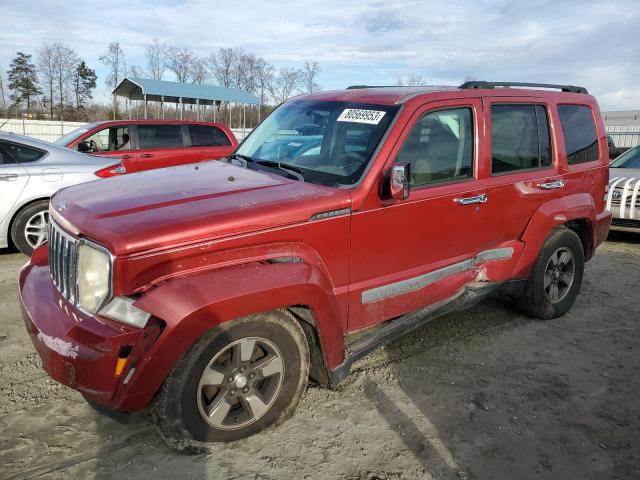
left=0, top=233, right=638, bottom=480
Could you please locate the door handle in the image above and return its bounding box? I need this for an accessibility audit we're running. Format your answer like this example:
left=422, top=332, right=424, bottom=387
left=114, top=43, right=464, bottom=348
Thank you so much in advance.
left=0, top=173, right=19, bottom=181
left=537, top=180, right=565, bottom=190
left=120, top=154, right=134, bottom=160
left=140, top=154, right=154, bottom=158
left=455, top=193, right=487, bottom=205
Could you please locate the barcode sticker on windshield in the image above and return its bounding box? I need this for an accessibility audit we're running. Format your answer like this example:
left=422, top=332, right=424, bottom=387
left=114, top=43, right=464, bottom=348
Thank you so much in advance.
left=337, top=109, right=386, bottom=125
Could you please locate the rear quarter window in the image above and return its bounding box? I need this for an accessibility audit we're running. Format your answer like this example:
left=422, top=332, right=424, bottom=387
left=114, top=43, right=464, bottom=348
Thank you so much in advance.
left=0, top=141, right=46, bottom=163
left=557, top=105, right=599, bottom=164
left=188, top=125, right=232, bottom=147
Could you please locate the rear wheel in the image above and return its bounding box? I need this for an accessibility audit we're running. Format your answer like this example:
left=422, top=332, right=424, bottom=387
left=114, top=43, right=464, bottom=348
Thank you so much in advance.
left=10, top=200, right=50, bottom=256
left=152, top=310, right=309, bottom=448
left=516, top=227, right=584, bottom=320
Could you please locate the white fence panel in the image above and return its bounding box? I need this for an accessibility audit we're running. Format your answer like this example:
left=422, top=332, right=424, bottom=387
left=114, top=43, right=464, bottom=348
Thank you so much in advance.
left=0, top=118, right=87, bottom=143
left=605, top=125, right=640, bottom=149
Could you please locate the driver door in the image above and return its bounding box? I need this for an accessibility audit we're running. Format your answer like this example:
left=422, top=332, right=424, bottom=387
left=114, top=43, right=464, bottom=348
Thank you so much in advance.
left=348, top=99, right=485, bottom=330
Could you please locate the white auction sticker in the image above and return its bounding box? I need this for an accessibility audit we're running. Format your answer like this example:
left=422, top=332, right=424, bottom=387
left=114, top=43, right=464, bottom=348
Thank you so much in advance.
left=337, top=109, right=386, bottom=125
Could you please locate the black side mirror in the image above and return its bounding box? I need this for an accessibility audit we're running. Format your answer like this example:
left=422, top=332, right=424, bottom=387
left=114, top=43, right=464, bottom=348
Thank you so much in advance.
left=380, top=162, right=411, bottom=201
left=77, top=140, right=91, bottom=152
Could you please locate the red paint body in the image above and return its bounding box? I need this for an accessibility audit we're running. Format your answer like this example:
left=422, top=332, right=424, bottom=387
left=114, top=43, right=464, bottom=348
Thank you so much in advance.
left=21, top=87, right=611, bottom=411
left=63, top=120, right=238, bottom=173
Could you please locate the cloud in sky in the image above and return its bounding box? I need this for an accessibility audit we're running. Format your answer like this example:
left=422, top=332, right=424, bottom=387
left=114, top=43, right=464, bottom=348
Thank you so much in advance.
left=0, top=0, right=638, bottom=110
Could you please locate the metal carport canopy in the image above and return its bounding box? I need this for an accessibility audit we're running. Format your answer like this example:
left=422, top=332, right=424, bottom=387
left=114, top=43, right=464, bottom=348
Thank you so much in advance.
left=113, top=77, right=259, bottom=105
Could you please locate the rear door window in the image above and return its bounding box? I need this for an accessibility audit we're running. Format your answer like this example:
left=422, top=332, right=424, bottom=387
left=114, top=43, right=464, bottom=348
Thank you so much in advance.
left=188, top=125, right=232, bottom=146
left=0, top=141, right=46, bottom=163
left=137, top=125, right=184, bottom=149
left=557, top=105, right=599, bottom=164
left=491, top=104, right=552, bottom=174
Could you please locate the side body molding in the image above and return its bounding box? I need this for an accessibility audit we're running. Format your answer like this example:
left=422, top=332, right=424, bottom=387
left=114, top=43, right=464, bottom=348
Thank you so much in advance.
left=126, top=261, right=345, bottom=408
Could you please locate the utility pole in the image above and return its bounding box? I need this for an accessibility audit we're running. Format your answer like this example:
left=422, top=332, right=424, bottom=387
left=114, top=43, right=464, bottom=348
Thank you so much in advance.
left=0, top=74, right=6, bottom=118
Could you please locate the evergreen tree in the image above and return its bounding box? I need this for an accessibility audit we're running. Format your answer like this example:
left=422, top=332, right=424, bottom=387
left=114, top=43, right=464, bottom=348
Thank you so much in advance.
left=73, top=61, right=97, bottom=109
left=7, top=52, right=40, bottom=115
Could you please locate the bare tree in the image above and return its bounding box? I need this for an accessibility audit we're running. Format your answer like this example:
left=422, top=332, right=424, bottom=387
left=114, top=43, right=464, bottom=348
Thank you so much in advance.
left=190, top=58, right=209, bottom=84
left=300, top=61, right=321, bottom=93
left=100, top=42, right=126, bottom=117
left=52, top=43, right=79, bottom=119
left=396, top=74, right=425, bottom=86
left=0, top=71, right=7, bottom=117
left=167, top=47, right=195, bottom=83
left=207, top=47, right=241, bottom=87
left=145, top=39, right=167, bottom=80
left=254, top=57, right=274, bottom=108
left=268, top=68, right=301, bottom=104
left=37, top=44, right=56, bottom=118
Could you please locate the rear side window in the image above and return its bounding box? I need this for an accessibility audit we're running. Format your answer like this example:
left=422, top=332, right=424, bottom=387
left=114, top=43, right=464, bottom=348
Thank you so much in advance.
left=0, top=141, right=46, bottom=163
left=491, top=104, right=552, bottom=174
left=557, top=105, right=599, bottom=164
left=137, top=125, right=184, bottom=149
left=188, top=125, right=232, bottom=147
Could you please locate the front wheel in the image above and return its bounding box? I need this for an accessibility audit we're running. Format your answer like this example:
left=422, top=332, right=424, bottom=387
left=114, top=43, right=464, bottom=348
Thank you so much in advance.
left=152, top=310, right=309, bottom=448
left=516, top=227, right=585, bottom=320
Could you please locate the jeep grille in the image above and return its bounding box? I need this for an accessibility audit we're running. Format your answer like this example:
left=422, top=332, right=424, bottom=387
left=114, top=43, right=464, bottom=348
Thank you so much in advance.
left=48, top=220, right=79, bottom=304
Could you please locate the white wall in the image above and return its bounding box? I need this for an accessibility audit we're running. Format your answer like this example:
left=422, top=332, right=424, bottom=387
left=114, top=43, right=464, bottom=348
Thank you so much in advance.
left=0, top=118, right=252, bottom=143
left=0, top=118, right=86, bottom=143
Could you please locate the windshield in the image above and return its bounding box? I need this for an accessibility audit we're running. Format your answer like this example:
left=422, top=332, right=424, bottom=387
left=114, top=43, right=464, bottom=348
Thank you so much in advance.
left=236, top=100, right=399, bottom=187
left=610, top=145, right=640, bottom=169
left=54, top=124, right=96, bottom=146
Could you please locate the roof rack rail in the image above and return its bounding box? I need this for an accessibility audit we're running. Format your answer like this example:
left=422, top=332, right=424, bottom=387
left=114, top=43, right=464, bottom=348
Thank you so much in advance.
left=346, top=85, right=405, bottom=89
left=459, top=81, right=588, bottom=94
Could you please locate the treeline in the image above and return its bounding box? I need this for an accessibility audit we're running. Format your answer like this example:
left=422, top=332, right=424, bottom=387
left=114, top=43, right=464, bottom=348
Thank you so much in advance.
left=0, top=39, right=321, bottom=125
left=101, top=40, right=321, bottom=122
left=1, top=44, right=97, bottom=121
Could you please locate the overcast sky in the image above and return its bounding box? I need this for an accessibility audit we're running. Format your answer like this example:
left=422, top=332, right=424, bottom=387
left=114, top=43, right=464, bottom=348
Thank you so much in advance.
left=1, top=0, right=638, bottom=110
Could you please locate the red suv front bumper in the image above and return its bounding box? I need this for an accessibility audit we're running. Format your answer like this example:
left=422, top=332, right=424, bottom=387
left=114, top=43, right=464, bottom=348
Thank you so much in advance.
left=19, top=247, right=159, bottom=411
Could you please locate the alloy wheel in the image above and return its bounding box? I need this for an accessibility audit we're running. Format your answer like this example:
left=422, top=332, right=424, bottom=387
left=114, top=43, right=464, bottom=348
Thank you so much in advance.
left=543, top=247, right=575, bottom=303
left=24, top=210, right=49, bottom=249
left=197, top=337, right=285, bottom=431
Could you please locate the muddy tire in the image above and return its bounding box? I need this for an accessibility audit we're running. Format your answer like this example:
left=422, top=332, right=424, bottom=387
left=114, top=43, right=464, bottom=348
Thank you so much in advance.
left=152, top=310, right=309, bottom=449
left=516, top=227, right=584, bottom=320
left=10, top=200, right=50, bottom=256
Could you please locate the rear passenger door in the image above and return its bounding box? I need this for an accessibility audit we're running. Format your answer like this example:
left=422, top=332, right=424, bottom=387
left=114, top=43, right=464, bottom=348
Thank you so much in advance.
left=187, top=124, right=235, bottom=162
left=474, top=99, right=563, bottom=255
left=0, top=143, right=29, bottom=225
left=132, top=124, right=192, bottom=172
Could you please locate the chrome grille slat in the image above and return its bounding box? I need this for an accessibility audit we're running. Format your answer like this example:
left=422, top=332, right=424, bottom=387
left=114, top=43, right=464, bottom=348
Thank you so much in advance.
left=49, top=220, right=79, bottom=305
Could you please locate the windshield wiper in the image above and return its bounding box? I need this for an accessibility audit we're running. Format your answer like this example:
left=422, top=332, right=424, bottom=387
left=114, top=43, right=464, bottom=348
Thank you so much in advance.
left=229, top=153, right=305, bottom=182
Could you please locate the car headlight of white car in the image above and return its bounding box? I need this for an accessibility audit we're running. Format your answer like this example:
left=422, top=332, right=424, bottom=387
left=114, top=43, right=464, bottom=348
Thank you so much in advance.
left=76, top=241, right=112, bottom=314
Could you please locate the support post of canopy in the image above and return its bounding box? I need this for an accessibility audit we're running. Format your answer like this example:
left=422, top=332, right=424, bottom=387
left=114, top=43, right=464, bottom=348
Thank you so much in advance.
left=161, top=96, right=165, bottom=119
left=242, top=103, right=246, bottom=139
left=144, top=94, right=147, bottom=119
left=196, top=99, right=200, bottom=121
left=213, top=101, right=217, bottom=122
left=179, top=97, right=183, bottom=120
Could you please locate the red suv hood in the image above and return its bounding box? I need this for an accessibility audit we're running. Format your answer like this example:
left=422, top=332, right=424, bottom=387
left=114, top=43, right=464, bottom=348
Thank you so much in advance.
left=51, top=161, right=351, bottom=255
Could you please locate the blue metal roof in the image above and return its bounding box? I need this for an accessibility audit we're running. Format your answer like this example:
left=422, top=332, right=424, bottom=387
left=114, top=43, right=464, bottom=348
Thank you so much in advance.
left=114, top=77, right=259, bottom=105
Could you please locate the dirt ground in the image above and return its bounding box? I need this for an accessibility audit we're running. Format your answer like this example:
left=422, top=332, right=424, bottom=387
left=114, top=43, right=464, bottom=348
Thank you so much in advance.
left=0, top=233, right=638, bottom=480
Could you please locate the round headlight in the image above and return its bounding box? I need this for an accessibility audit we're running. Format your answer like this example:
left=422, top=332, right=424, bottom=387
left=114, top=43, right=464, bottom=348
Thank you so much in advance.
left=76, top=242, right=111, bottom=314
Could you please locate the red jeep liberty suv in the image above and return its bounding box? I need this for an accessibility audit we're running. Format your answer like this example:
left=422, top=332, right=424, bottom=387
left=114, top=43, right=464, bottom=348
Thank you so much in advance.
left=20, top=81, right=611, bottom=447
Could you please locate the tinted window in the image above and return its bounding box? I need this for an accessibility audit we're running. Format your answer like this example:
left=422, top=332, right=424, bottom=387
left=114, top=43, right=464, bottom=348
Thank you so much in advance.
left=397, top=107, right=473, bottom=186
left=491, top=104, right=552, bottom=174
left=189, top=125, right=231, bottom=147
left=82, top=126, right=130, bottom=152
left=557, top=105, right=599, bottom=164
left=0, top=141, right=46, bottom=163
left=0, top=145, right=15, bottom=164
left=137, top=125, right=184, bottom=149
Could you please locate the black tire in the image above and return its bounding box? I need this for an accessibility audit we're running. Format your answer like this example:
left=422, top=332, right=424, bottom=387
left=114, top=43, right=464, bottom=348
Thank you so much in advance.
left=152, top=309, right=309, bottom=449
left=516, top=227, right=584, bottom=320
left=10, top=200, right=50, bottom=256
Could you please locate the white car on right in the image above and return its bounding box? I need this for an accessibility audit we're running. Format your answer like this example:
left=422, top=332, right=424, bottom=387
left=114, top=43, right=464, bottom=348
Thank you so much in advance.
left=607, top=145, right=640, bottom=232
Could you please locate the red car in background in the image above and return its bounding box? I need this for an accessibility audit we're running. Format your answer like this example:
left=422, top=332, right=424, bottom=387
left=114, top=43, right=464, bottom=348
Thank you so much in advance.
left=55, top=120, right=238, bottom=173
